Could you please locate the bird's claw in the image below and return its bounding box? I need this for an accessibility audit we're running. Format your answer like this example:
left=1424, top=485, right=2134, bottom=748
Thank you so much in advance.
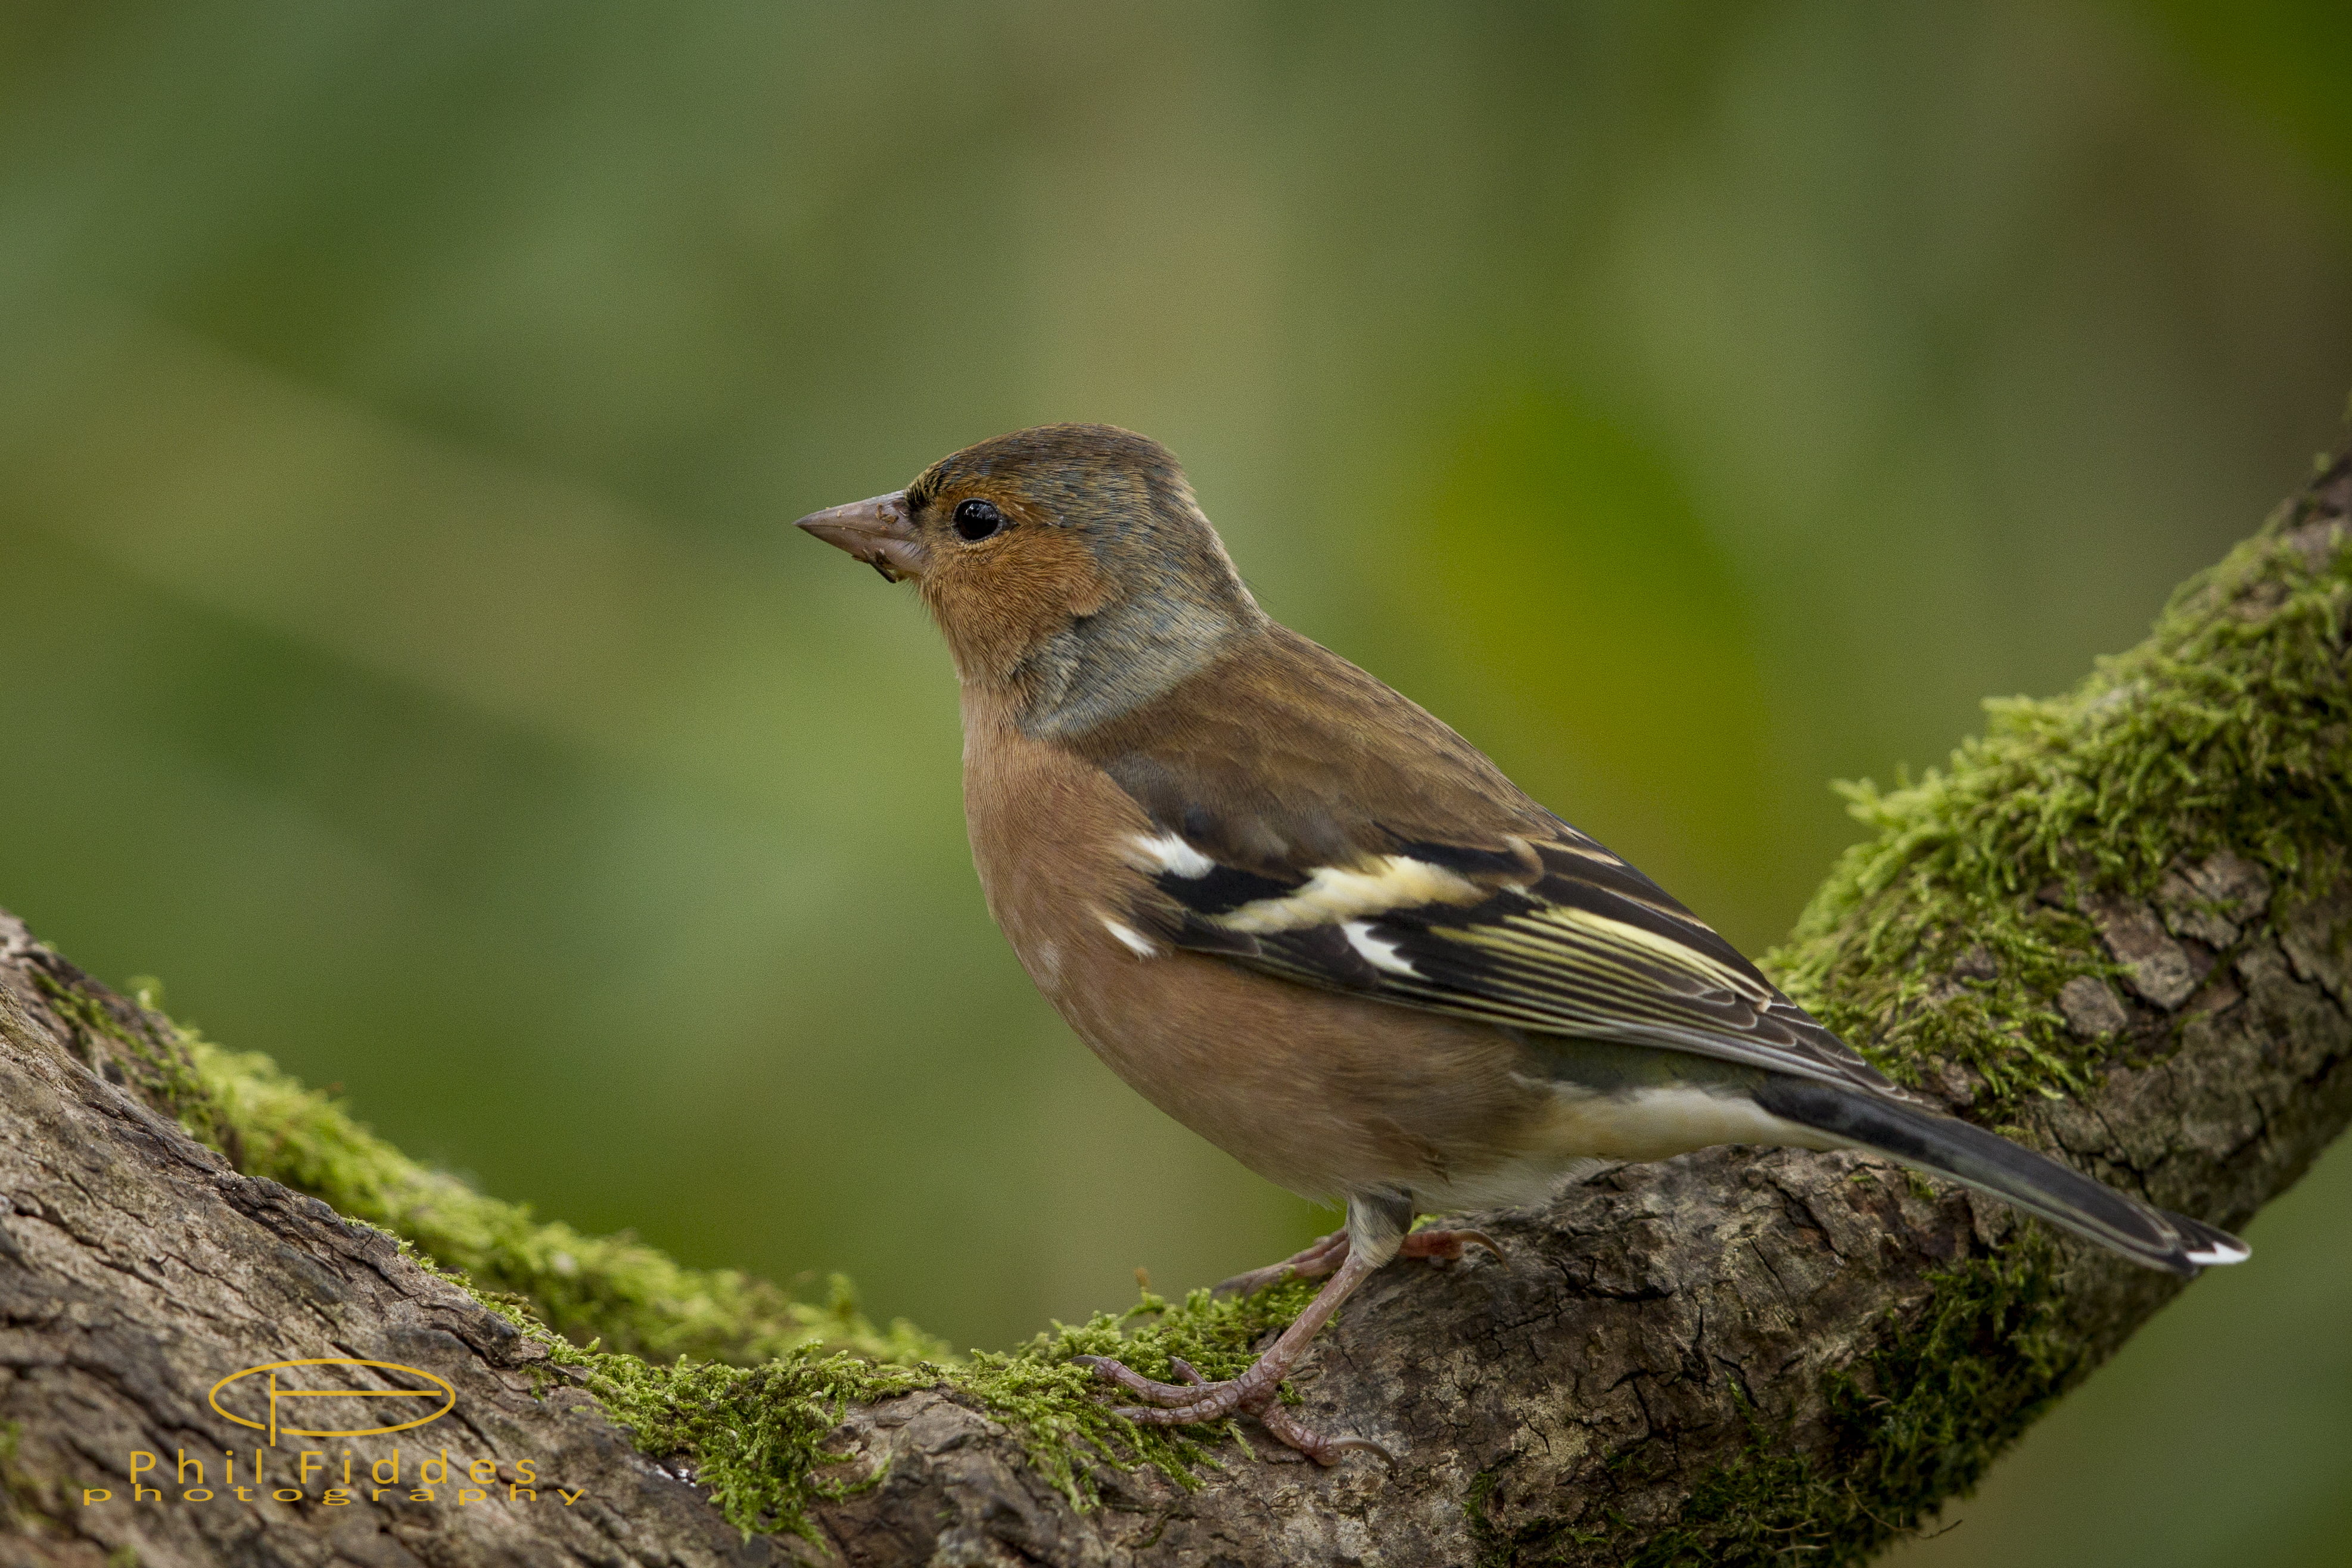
left=1071, top=1354, right=1199, bottom=1404
left=1078, top=1353, right=1387, bottom=1466
left=1400, top=1226, right=1507, bottom=1265
left=1258, top=1399, right=1396, bottom=1466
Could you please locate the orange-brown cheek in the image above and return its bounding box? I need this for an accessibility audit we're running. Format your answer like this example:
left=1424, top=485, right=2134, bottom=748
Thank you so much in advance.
left=925, top=533, right=1116, bottom=683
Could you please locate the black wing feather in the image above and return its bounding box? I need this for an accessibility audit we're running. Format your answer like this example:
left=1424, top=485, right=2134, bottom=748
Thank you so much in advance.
left=1128, top=819, right=1893, bottom=1094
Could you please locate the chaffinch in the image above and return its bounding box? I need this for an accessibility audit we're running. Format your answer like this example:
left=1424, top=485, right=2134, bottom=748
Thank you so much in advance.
left=796, top=423, right=2247, bottom=1463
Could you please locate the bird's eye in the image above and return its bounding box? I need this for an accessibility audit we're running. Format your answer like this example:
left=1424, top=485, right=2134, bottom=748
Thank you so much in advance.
left=953, top=499, right=1007, bottom=542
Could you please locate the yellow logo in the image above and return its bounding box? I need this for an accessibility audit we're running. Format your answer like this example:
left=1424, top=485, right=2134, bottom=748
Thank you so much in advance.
left=207, top=1359, right=456, bottom=1446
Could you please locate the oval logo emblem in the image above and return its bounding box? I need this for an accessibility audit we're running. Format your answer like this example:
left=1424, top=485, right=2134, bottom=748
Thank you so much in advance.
left=208, top=1359, right=457, bottom=1444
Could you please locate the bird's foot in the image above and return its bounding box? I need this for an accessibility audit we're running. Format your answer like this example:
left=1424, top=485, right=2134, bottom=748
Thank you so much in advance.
left=1212, top=1229, right=1350, bottom=1296
left=1399, top=1225, right=1505, bottom=1264
left=1091, top=1220, right=1479, bottom=1463
left=1072, top=1354, right=1392, bottom=1466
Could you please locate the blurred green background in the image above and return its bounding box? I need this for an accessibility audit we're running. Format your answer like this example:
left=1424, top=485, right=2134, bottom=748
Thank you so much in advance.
left=0, top=2, right=2344, bottom=1561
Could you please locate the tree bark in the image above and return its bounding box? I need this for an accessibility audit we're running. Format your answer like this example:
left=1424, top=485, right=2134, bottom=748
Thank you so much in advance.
left=2, top=457, right=2348, bottom=1568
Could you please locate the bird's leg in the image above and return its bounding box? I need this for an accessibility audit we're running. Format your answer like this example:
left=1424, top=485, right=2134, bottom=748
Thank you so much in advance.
left=1135, top=1231, right=1502, bottom=1403
left=1080, top=1242, right=1384, bottom=1424
left=1075, top=1195, right=1419, bottom=1464
left=1212, top=1228, right=1351, bottom=1296
left=1211, top=1223, right=1501, bottom=1301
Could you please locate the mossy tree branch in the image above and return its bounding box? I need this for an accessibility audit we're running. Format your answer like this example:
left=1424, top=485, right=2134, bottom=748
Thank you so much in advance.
left=2, top=449, right=2348, bottom=1567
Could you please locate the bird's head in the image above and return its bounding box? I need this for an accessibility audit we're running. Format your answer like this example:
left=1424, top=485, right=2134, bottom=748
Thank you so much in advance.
left=795, top=424, right=1265, bottom=735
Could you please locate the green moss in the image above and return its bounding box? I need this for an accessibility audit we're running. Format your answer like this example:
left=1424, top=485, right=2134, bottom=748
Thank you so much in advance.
left=1818, top=1239, right=2073, bottom=1527
left=179, top=1027, right=941, bottom=1367
left=1463, top=1245, right=2070, bottom=1568
left=402, top=1233, right=1318, bottom=1542
left=27, top=969, right=240, bottom=1157
left=1620, top=1239, right=2070, bottom=1568
left=1765, top=506, right=2352, bottom=1107
left=163, top=1025, right=1326, bottom=1540
left=0, top=1416, right=47, bottom=1530
left=1467, top=1458, right=1609, bottom=1564
left=627, top=1279, right=1323, bottom=1536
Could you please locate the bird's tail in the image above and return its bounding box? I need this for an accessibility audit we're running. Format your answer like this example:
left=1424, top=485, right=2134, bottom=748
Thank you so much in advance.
left=1751, top=1077, right=2248, bottom=1276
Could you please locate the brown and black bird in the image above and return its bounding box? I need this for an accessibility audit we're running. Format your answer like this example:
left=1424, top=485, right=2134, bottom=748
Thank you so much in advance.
left=796, top=423, right=2247, bottom=1462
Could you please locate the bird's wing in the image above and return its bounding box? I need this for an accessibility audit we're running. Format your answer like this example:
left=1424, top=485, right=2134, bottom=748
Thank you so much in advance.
left=1127, top=820, right=1895, bottom=1093
left=1074, top=628, right=1895, bottom=1095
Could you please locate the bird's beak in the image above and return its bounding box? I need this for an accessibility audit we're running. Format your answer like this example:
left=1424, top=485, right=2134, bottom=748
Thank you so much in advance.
left=794, top=490, right=924, bottom=583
